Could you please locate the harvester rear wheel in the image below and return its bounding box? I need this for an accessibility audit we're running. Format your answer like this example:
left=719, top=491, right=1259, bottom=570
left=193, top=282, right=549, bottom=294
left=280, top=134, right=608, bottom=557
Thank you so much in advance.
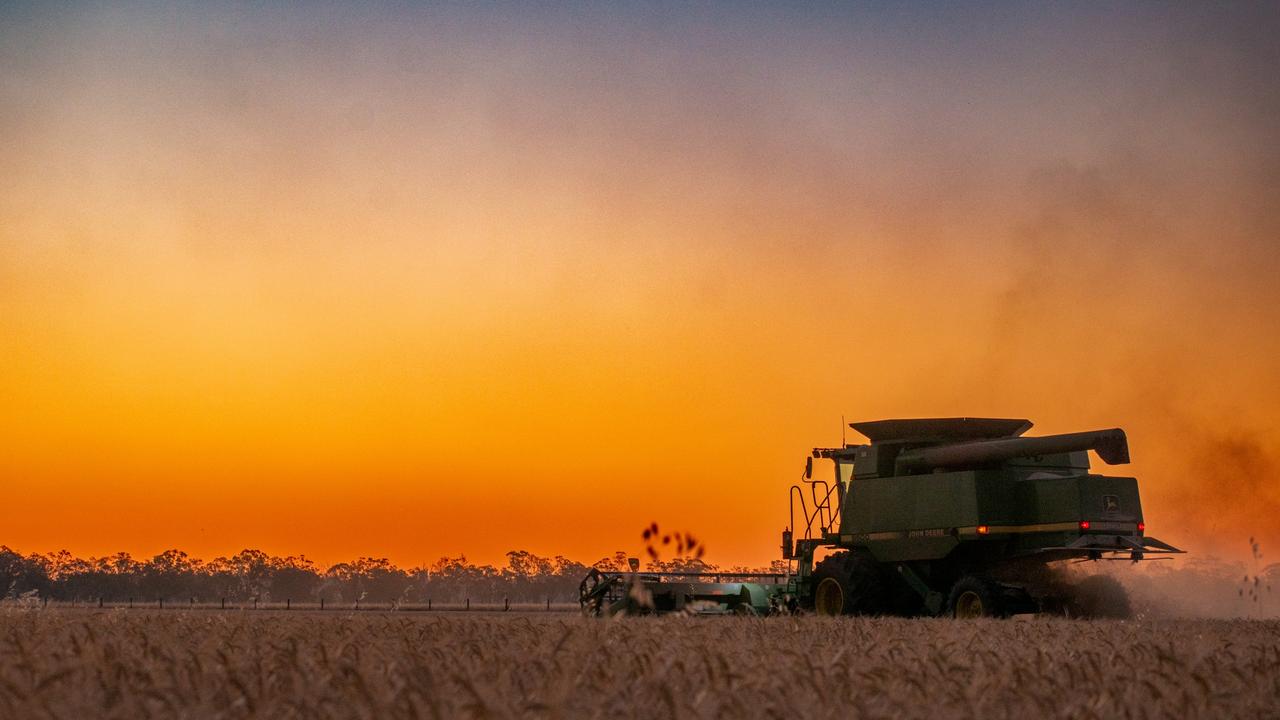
left=948, top=576, right=1003, bottom=618
left=808, top=551, right=886, bottom=616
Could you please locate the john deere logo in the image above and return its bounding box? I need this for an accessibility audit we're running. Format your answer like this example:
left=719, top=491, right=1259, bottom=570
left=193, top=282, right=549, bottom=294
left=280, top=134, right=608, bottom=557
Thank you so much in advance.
left=1102, top=495, right=1120, bottom=513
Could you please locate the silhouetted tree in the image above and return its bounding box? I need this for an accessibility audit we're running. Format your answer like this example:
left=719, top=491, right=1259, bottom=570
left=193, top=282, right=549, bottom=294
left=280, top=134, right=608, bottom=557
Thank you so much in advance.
left=0, top=546, right=50, bottom=599
left=268, top=556, right=321, bottom=602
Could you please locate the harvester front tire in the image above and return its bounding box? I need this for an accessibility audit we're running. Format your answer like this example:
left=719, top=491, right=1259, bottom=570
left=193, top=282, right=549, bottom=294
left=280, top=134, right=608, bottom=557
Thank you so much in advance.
left=809, top=552, right=886, bottom=616
left=948, top=576, right=1003, bottom=618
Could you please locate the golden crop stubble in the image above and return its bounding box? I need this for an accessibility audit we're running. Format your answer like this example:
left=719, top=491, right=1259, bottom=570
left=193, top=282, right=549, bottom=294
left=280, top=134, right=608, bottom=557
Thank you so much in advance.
left=0, top=609, right=1277, bottom=719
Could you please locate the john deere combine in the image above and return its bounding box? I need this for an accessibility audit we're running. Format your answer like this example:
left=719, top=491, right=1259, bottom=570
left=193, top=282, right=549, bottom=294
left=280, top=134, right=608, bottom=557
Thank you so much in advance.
left=580, top=417, right=1182, bottom=618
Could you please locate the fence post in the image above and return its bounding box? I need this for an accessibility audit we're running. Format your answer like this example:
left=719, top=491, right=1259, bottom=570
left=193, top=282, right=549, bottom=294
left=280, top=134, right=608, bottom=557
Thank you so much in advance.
left=43, top=597, right=48, bottom=608
left=253, top=597, right=258, bottom=610
left=221, top=598, right=225, bottom=610
left=128, top=597, right=133, bottom=609
left=465, top=598, right=470, bottom=611
left=504, top=597, right=509, bottom=612
left=428, top=598, right=432, bottom=611
left=99, top=597, right=103, bottom=609
left=159, top=598, right=164, bottom=610
left=286, top=598, right=291, bottom=610
left=320, top=598, right=325, bottom=611
left=546, top=598, right=550, bottom=611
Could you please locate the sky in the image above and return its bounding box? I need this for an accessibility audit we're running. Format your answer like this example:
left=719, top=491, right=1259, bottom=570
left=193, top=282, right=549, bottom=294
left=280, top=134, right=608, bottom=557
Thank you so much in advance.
left=2, top=2, right=1278, bottom=569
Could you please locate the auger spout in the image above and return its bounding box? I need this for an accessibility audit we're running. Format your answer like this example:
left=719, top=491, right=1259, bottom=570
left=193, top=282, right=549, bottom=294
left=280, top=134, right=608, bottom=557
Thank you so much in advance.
left=894, top=428, right=1129, bottom=474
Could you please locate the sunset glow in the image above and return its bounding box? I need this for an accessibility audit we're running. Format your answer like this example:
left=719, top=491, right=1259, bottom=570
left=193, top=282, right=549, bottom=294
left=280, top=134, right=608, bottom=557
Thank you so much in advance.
left=2, top=3, right=1277, bottom=568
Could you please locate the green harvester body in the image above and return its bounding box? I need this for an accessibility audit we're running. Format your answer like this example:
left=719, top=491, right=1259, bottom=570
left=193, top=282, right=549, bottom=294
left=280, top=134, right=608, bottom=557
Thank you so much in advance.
left=786, top=417, right=1182, bottom=616
left=580, top=417, right=1181, bottom=617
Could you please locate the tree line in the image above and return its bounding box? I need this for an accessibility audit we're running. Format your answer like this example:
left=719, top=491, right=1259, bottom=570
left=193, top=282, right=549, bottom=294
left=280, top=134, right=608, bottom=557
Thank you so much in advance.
left=0, top=546, right=783, bottom=605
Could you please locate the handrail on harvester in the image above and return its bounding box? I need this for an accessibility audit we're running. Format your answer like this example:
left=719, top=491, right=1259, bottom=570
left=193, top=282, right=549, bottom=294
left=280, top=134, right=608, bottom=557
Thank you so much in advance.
left=788, top=469, right=842, bottom=544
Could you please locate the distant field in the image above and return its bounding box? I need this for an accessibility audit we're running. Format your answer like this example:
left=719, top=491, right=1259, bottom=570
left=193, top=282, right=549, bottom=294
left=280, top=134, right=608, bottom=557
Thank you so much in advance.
left=1, top=610, right=1276, bottom=719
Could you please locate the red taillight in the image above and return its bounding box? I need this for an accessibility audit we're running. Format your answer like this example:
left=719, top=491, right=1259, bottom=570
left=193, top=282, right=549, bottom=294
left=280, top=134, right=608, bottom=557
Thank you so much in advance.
left=976, top=525, right=990, bottom=535
left=1079, top=520, right=1091, bottom=530
left=1137, top=521, right=1145, bottom=533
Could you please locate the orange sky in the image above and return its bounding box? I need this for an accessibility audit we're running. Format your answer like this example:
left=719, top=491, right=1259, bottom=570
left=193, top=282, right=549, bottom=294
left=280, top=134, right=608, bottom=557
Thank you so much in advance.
left=2, top=3, right=1278, bottom=568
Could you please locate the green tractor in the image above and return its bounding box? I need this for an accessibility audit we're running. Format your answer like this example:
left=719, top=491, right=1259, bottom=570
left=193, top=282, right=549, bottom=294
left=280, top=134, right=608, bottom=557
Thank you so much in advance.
left=785, top=417, right=1182, bottom=617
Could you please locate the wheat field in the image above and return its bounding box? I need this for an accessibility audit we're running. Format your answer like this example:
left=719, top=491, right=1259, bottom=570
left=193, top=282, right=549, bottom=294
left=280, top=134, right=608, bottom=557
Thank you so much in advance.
left=0, top=609, right=1276, bottom=719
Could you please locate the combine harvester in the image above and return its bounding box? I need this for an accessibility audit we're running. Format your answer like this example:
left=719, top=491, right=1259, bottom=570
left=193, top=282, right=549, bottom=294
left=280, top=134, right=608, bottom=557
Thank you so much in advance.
left=580, top=417, right=1183, bottom=618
